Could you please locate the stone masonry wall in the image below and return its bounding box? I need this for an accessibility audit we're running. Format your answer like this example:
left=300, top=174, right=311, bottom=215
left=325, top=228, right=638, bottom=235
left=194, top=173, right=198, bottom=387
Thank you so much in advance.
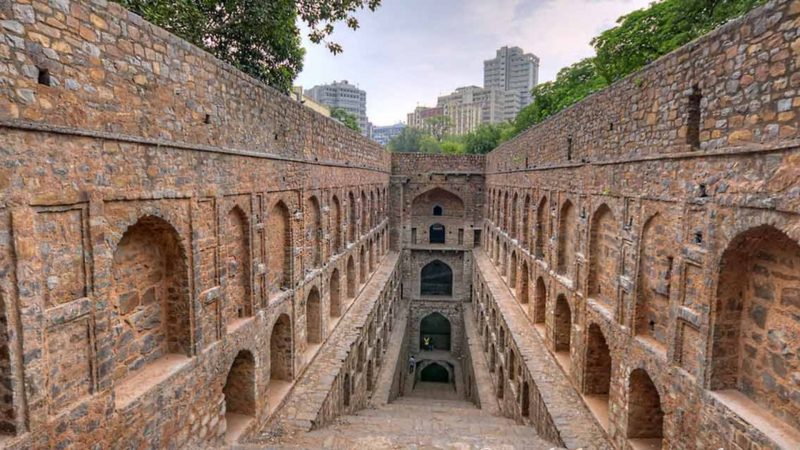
left=0, top=1, right=391, bottom=448
left=482, top=1, right=800, bottom=449
left=487, top=0, right=799, bottom=172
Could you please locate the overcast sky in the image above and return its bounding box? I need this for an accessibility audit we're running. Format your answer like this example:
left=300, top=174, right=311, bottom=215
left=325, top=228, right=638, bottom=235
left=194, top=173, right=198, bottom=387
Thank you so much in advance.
left=296, top=0, right=652, bottom=126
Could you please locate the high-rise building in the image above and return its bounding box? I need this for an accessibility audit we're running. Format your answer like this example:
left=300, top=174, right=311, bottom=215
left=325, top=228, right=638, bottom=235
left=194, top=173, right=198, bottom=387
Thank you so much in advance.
left=306, top=80, right=370, bottom=136
left=406, top=106, right=445, bottom=133
left=484, top=46, right=540, bottom=121
left=437, top=86, right=504, bottom=136
left=291, top=86, right=331, bottom=117
left=372, top=123, right=406, bottom=146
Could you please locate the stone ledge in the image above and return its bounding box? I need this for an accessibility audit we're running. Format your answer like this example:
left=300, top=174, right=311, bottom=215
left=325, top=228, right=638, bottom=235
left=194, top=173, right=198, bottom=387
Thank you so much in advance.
left=473, top=249, right=612, bottom=449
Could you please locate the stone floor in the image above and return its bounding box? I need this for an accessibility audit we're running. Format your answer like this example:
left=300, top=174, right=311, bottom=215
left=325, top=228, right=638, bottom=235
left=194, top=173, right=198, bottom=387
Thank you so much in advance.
left=245, top=395, right=554, bottom=449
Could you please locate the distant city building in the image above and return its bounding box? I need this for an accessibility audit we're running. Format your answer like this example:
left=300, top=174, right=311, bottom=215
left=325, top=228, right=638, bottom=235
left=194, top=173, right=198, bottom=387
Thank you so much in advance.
left=406, top=106, right=444, bottom=133
left=484, top=46, right=540, bottom=121
left=291, top=86, right=331, bottom=117
left=437, top=86, right=504, bottom=136
left=372, top=123, right=406, bottom=146
left=307, top=80, right=369, bottom=135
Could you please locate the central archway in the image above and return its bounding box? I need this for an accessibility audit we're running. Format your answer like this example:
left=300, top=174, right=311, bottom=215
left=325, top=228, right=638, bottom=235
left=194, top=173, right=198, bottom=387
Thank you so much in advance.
left=420, top=260, right=453, bottom=296
left=420, top=312, right=451, bottom=351
left=420, top=362, right=450, bottom=383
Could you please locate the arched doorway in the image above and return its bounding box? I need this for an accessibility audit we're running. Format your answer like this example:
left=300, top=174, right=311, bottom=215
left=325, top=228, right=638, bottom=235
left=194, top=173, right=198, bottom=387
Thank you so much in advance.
left=111, top=215, right=190, bottom=385
left=420, top=260, right=453, bottom=296
left=306, top=287, right=322, bottom=345
left=583, top=323, right=612, bottom=428
left=420, top=312, right=451, bottom=351
left=223, top=350, right=255, bottom=443
left=626, top=368, right=664, bottom=447
left=329, top=269, right=341, bottom=318
left=269, top=314, right=292, bottom=383
left=346, top=256, right=356, bottom=299
left=710, top=225, right=800, bottom=429
left=420, top=362, right=449, bottom=383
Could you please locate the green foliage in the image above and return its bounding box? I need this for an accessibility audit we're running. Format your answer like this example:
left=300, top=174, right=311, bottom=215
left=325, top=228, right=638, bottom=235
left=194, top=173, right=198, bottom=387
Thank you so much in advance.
left=419, top=135, right=442, bottom=153
left=512, top=58, right=607, bottom=135
left=463, top=123, right=514, bottom=154
left=387, top=127, right=425, bottom=152
left=592, top=0, right=766, bottom=83
left=440, top=140, right=466, bottom=154
left=424, top=115, right=452, bottom=142
left=117, top=0, right=380, bottom=92
left=331, top=108, right=360, bottom=132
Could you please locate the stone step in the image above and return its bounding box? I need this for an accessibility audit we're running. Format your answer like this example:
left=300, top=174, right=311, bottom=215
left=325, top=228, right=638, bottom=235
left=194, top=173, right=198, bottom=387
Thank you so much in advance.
left=255, top=394, right=555, bottom=449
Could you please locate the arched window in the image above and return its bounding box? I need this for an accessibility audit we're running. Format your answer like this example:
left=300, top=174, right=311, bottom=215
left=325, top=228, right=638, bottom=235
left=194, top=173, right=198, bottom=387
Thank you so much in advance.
left=433, top=205, right=443, bottom=216
left=429, top=223, right=445, bottom=244
left=420, top=260, right=453, bottom=296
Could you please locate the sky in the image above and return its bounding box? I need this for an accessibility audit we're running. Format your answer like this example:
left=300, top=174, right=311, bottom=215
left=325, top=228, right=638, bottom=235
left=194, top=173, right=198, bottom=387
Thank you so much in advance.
left=296, top=0, right=653, bottom=126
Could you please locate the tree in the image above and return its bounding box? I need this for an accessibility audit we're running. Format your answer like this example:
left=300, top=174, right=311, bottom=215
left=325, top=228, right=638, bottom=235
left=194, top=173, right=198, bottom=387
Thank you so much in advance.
left=117, top=0, right=381, bottom=93
left=387, top=127, right=424, bottom=152
left=463, top=123, right=514, bottom=154
left=592, top=0, right=765, bottom=83
left=440, top=140, right=465, bottom=155
left=331, top=108, right=360, bottom=132
left=424, top=115, right=452, bottom=142
left=512, top=58, right=607, bottom=135
left=419, top=135, right=442, bottom=153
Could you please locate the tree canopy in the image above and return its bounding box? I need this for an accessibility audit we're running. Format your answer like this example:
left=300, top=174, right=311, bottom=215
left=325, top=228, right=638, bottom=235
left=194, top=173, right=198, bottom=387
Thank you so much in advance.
left=118, top=0, right=381, bottom=93
left=592, top=0, right=765, bottom=83
left=331, top=108, right=361, bottom=132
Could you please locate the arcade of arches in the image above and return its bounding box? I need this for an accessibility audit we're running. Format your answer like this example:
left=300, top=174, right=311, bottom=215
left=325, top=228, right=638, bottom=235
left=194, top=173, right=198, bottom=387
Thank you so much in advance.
left=1, top=1, right=798, bottom=449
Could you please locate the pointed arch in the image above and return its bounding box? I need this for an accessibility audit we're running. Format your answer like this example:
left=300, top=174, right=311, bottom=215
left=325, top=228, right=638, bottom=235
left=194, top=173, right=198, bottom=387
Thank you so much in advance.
left=306, top=286, right=323, bottom=345
left=557, top=199, right=576, bottom=277
left=421, top=260, right=453, bottom=296
left=305, top=195, right=322, bottom=269
left=111, top=215, right=190, bottom=383
left=268, top=201, right=291, bottom=293
left=331, top=195, right=342, bottom=254
left=329, top=268, right=341, bottom=317
left=348, top=191, right=357, bottom=244
left=709, top=225, right=800, bottom=429
left=225, top=206, right=251, bottom=324
left=588, top=204, right=617, bottom=307
left=535, top=196, right=548, bottom=259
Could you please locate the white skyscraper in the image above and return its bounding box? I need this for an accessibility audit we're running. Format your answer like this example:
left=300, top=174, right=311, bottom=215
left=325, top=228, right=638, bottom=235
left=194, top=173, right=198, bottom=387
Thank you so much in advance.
left=484, top=46, right=540, bottom=121
left=307, top=80, right=370, bottom=136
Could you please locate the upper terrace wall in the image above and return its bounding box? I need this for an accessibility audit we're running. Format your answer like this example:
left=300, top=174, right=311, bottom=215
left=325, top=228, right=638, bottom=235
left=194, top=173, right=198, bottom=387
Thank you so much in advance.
left=0, top=0, right=389, bottom=170
left=487, top=0, right=799, bottom=172
left=392, top=153, right=485, bottom=175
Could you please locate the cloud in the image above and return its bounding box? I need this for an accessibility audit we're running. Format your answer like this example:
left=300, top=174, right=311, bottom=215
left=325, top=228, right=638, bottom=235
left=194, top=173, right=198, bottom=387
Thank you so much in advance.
left=296, top=0, right=651, bottom=125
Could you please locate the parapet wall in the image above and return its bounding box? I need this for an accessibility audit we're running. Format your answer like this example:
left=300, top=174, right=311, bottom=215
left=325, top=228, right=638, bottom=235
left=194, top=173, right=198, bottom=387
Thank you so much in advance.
left=0, top=0, right=389, bottom=170
left=391, top=153, right=485, bottom=175
left=487, top=0, right=799, bottom=172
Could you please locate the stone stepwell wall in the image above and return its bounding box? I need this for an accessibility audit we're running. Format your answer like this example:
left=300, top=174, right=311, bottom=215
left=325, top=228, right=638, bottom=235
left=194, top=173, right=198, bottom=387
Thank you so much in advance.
left=487, top=0, right=799, bottom=172
left=480, top=1, right=800, bottom=449
left=0, top=0, right=389, bottom=169
left=392, top=153, right=485, bottom=175
left=0, top=0, right=393, bottom=449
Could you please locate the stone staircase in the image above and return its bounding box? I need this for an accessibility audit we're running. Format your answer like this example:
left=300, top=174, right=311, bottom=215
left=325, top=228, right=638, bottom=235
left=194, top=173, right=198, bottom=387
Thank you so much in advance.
left=246, top=396, right=555, bottom=449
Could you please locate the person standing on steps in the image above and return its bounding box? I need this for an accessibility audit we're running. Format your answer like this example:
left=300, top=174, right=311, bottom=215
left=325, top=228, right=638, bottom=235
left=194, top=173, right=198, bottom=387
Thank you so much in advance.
left=423, top=336, right=432, bottom=351
left=408, top=355, right=416, bottom=373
